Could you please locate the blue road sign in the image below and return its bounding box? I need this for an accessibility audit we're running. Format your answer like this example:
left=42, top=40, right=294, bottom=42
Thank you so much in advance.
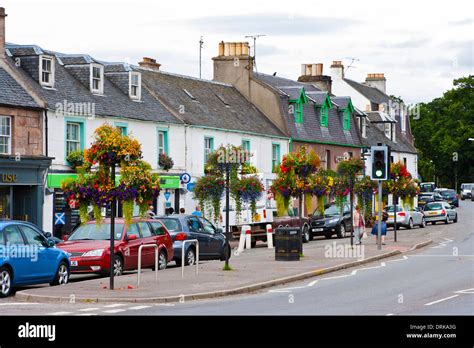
left=180, top=173, right=191, bottom=184
left=186, top=182, right=196, bottom=192
left=54, top=212, right=65, bottom=225
left=164, top=191, right=171, bottom=201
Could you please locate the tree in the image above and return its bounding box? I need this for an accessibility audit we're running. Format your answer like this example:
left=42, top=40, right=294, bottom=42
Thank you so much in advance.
left=411, top=76, right=474, bottom=188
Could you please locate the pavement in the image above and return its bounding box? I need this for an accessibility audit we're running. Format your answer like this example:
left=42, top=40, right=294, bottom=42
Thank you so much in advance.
left=12, top=215, right=436, bottom=305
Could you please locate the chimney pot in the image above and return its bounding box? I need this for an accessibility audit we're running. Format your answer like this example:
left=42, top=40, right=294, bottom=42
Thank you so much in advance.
left=242, top=42, right=250, bottom=55
left=218, top=41, right=225, bottom=56
left=236, top=42, right=242, bottom=55
left=229, top=42, right=236, bottom=56
left=138, top=57, right=161, bottom=71
left=316, top=63, right=323, bottom=76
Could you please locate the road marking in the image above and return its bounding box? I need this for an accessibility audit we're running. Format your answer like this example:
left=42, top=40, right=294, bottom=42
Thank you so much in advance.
left=351, top=262, right=386, bottom=275
left=48, top=312, right=73, bottom=315
left=307, top=280, right=318, bottom=287
left=386, top=313, right=395, bottom=316
left=128, top=305, right=151, bottom=310
left=268, top=286, right=306, bottom=293
left=103, top=309, right=127, bottom=313
left=410, top=255, right=474, bottom=258
left=454, top=288, right=474, bottom=294
left=103, top=303, right=127, bottom=308
left=320, top=274, right=351, bottom=281
left=0, top=302, right=39, bottom=306
left=76, top=313, right=98, bottom=316
left=155, top=303, right=176, bottom=307
left=424, top=295, right=459, bottom=306
left=78, top=307, right=100, bottom=312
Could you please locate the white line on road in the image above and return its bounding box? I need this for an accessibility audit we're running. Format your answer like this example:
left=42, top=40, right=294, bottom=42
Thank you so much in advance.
left=48, top=312, right=73, bottom=315
left=454, top=288, right=474, bottom=294
left=0, top=303, right=39, bottom=306
left=155, top=303, right=176, bottom=307
left=386, top=313, right=395, bottom=316
left=410, top=255, right=474, bottom=258
left=268, top=286, right=306, bottom=293
left=103, top=304, right=127, bottom=308
left=320, top=274, right=351, bottom=281
left=386, top=256, right=408, bottom=262
left=128, top=305, right=151, bottom=310
left=307, top=280, right=318, bottom=287
left=351, top=262, right=386, bottom=275
left=78, top=308, right=100, bottom=312
left=424, top=295, right=459, bottom=306
left=76, top=313, right=98, bottom=316
left=103, top=309, right=127, bottom=313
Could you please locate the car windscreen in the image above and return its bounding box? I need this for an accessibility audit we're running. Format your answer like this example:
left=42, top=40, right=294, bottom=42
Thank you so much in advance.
left=68, top=224, right=124, bottom=240
left=424, top=203, right=443, bottom=211
left=160, top=218, right=182, bottom=232
left=313, top=205, right=340, bottom=217
left=462, top=184, right=474, bottom=190
left=440, top=190, right=455, bottom=198
left=419, top=194, right=433, bottom=198
left=420, top=184, right=434, bottom=192
left=385, top=205, right=403, bottom=213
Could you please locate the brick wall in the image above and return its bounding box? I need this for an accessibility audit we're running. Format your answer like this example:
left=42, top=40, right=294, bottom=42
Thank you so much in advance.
left=0, top=105, right=43, bottom=156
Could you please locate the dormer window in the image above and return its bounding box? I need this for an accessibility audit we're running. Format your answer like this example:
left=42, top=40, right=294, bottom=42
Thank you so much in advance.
left=384, top=123, right=391, bottom=138
left=90, top=64, right=104, bottom=94
left=129, top=72, right=141, bottom=100
left=359, top=117, right=367, bottom=138
left=39, top=55, right=54, bottom=88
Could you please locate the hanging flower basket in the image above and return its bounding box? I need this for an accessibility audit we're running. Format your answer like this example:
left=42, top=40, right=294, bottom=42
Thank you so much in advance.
left=158, top=153, right=174, bottom=171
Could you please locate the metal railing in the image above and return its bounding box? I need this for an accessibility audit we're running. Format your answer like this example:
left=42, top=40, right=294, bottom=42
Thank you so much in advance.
left=137, top=244, right=159, bottom=287
left=181, top=239, right=199, bottom=278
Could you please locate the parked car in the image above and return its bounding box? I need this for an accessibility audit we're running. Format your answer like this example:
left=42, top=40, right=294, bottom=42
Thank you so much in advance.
left=0, top=220, right=70, bottom=297
left=460, top=183, right=474, bottom=200
left=155, top=215, right=230, bottom=266
left=273, top=209, right=311, bottom=243
left=471, top=187, right=474, bottom=202
left=423, top=202, right=458, bottom=224
left=420, top=182, right=436, bottom=193
left=418, top=192, right=444, bottom=207
left=309, top=203, right=352, bottom=239
left=384, top=205, right=426, bottom=229
left=57, top=218, right=173, bottom=276
left=438, top=189, right=459, bottom=207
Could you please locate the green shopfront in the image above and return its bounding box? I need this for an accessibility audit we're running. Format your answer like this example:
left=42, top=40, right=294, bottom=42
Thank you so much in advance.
left=47, top=173, right=182, bottom=237
left=0, top=155, right=52, bottom=229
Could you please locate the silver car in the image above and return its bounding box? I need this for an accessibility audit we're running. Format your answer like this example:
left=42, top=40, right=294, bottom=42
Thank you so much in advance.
left=384, top=205, right=426, bottom=229
left=423, top=202, right=458, bottom=224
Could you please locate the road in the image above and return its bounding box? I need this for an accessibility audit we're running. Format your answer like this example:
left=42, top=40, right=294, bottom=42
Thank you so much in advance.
left=1, top=202, right=473, bottom=315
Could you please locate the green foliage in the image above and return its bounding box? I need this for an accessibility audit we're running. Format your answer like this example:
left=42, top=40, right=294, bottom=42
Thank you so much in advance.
left=411, top=76, right=474, bottom=188
left=66, top=150, right=85, bottom=170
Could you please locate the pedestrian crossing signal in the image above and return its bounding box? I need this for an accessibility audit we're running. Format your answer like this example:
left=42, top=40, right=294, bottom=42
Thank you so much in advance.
left=371, top=146, right=389, bottom=181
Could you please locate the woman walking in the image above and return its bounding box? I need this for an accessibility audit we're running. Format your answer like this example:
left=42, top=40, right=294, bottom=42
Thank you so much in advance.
left=371, top=211, right=388, bottom=245
left=353, top=205, right=365, bottom=245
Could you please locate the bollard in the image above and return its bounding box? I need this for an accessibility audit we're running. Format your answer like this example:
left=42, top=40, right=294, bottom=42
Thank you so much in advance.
left=266, top=224, right=273, bottom=248
left=245, top=226, right=252, bottom=249
left=237, top=225, right=248, bottom=254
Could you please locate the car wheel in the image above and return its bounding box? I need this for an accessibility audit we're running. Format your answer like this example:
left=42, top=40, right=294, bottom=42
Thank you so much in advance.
left=445, top=216, right=450, bottom=224
left=420, top=218, right=426, bottom=228
left=158, top=250, right=167, bottom=270
left=0, top=267, right=13, bottom=298
left=432, top=221, right=436, bottom=225
left=50, top=261, right=69, bottom=286
left=184, top=247, right=196, bottom=266
left=302, top=225, right=310, bottom=243
left=337, top=223, right=346, bottom=238
left=453, top=214, right=458, bottom=223
left=407, top=219, right=413, bottom=230
left=113, top=255, right=124, bottom=276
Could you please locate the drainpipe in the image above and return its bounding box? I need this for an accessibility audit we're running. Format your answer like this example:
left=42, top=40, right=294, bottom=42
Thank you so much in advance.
left=44, top=109, right=48, bottom=157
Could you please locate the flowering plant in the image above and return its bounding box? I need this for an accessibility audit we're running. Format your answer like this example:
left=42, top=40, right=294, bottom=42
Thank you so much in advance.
left=193, top=175, right=225, bottom=224
left=158, top=153, right=174, bottom=171
left=232, top=176, right=264, bottom=217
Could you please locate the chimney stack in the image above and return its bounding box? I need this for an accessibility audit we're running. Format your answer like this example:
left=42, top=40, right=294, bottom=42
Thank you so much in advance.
left=217, top=41, right=251, bottom=57
left=297, top=63, right=332, bottom=93
left=365, top=73, right=386, bottom=93
left=330, top=60, right=344, bottom=81
left=138, top=57, right=161, bottom=71
left=0, top=8, right=7, bottom=59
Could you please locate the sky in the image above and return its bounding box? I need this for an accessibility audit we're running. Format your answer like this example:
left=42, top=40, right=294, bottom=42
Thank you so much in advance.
left=3, top=0, right=473, bottom=104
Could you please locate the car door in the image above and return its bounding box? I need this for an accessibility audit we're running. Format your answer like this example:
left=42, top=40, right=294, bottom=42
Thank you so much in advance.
left=137, top=222, right=157, bottom=267
left=199, top=217, right=222, bottom=257
left=2, top=225, right=31, bottom=283
left=186, top=216, right=210, bottom=257
left=343, top=204, right=352, bottom=230
left=19, top=224, right=56, bottom=281
left=445, top=203, right=456, bottom=220
left=149, top=221, right=172, bottom=261
left=123, top=223, right=143, bottom=270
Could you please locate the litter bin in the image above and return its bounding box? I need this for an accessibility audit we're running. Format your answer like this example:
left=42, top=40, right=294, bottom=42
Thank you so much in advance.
left=275, top=227, right=302, bottom=261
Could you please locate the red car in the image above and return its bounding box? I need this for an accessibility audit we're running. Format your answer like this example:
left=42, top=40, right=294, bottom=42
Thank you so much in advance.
left=57, top=218, right=173, bottom=276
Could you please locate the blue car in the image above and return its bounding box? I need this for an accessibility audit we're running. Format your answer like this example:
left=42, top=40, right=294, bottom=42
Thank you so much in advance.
left=0, top=221, right=70, bottom=297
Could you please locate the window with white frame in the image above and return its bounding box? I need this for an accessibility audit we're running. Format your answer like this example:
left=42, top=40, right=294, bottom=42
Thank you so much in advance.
left=359, top=117, right=367, bottom=138
left=66, top=122, right=81, bottom=155
left=384, top=123, right=391, bottom=139
left=392, top=123, right=397, bottom=142
left=90, top=64, right=104, bottom=94
left=39, top=56, right=54, bottom=87
left=204, top=137, right=214, bottom=164
left=0, top=116, right=12, bottom=155
left=129, top=72, right=141, bottom=100
left=400, top=108, right=406, bottom=132
left=158, top=131, right=167, bottom=155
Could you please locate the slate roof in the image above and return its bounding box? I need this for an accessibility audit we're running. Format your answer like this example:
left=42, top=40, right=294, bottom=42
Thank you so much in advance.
left=344, top=78, right=389, bottom=104
left=253, top=72, right=363, bottom=147
left=141, top=70, right=286, bottom=137
left=0, top=66, right=42, bottom=109
left=366, top=111, right=396, bottom=123
left=362, top=122, right=417, bottom=154
left=330, top=96, right=351, bottom=110
left=5, top=44, right=181, bottom=124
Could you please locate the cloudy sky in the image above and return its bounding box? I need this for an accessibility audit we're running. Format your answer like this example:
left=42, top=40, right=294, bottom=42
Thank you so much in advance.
left=3, top=0, right=473, bottom=103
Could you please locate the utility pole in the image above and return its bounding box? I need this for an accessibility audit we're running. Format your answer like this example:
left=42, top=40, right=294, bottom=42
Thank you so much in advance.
left=244, top=34, right=266, bottom=72
left=199, top=36, right=204, bottom=79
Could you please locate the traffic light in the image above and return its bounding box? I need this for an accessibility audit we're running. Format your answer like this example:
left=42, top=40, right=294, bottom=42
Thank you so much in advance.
left=371, top=146, right=389, bottom=181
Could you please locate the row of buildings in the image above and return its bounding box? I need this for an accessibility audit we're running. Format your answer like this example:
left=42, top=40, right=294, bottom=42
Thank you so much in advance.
left=0, top=7, right=417, bottom=235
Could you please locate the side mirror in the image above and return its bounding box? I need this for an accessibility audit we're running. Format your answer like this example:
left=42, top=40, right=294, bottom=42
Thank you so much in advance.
left=127, top=234, right=138, bottom=241
left=44, top=232, right=52, bottom=238
left=216, top=228, right=223, bottom=234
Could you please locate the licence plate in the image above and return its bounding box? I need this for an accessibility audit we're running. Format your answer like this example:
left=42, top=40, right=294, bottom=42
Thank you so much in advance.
left=448, top=200, right=452, bottom=203
left=71, top=260, right=78, bottom=267
left=313, top=228, right=324, bottom=232
left=429, top=212, right=437, bottom=215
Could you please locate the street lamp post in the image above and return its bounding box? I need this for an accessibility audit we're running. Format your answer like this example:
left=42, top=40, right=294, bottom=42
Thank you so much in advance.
left=224, top=164, right=231, bottom=270
left=109, top=161, right=116, bottom=290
